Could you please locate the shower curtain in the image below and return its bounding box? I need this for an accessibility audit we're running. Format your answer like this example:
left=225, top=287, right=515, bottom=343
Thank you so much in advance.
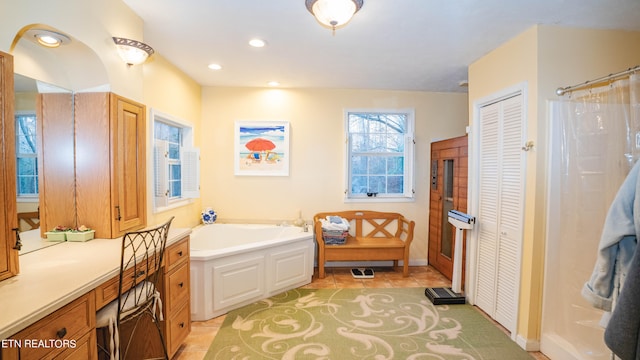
left=542, top=74, right=640, bottom=360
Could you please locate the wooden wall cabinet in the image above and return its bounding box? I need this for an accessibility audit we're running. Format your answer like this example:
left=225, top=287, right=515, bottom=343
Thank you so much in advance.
left=36, top=92, right=75, bottom=237
left=75, top=93, right=146, bottom=239
left=0, top=50, right=19, bottom=281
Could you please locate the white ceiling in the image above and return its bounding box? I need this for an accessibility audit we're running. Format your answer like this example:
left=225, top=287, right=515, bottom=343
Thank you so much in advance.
left=122, top=0, right=640, bottom=93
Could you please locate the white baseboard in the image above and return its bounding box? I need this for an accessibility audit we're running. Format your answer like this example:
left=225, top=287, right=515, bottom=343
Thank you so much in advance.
left=318, top=259, right=429, bottom=268
left=516, top=334, right=540, bottom=352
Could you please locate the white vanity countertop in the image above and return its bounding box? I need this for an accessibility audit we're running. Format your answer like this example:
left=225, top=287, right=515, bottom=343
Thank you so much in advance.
left=0, top=227, right=191, bottom=340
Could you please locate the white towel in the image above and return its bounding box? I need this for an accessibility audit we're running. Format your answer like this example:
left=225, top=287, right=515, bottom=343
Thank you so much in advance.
left=320, top=216, right=350, bottom=231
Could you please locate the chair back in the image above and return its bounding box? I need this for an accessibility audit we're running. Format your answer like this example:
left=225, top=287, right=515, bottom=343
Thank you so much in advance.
left=116, top=216, right=174, bottom=325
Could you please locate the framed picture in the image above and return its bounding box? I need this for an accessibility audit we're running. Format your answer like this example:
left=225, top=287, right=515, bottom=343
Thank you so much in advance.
left=234, top=121, right=290, bottom=176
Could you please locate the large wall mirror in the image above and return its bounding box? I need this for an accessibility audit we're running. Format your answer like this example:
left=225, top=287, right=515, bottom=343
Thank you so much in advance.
left=12, top=24, right=108, bottom=254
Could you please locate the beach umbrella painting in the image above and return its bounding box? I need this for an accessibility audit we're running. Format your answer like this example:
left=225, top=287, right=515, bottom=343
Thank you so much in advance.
left=245, top=138, right=276, bottom=152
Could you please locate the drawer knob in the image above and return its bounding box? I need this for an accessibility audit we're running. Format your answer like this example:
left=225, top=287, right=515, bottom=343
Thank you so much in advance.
left=178, top=250, right=183, bottom=256
left=178, top=282, right=184, bottom=288
left=132, top=270, right=146, bottom=279
left=56, top=327, right=67, bottom=339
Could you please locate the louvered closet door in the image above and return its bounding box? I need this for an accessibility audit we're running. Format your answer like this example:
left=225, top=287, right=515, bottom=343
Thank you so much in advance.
left=475, top=93, right=524, bottom=335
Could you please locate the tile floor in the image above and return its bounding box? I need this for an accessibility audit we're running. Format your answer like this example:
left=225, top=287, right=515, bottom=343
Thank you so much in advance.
left=173, top=266, right=549, bottom=360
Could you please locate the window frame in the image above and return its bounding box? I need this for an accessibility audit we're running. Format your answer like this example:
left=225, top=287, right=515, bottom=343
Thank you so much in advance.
left=15, top=111, right=39, bottom=201
left=344, top=108, right=416, bottom=202
left=151, top=109, right=199, bottom=213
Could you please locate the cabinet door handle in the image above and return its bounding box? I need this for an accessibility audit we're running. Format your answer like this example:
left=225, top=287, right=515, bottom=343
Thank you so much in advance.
left=12, top=228, right=22, bottom=251
left=178, top=282, right=184, bottom=288
left=179, top=322, right=185, bottom=328
left=115, top=205, right=122, bottom=221
left=56, top=327, right=67, bottom=339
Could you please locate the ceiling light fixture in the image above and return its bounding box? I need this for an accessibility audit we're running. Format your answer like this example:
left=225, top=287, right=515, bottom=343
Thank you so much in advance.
left=268, top=81, right=280, bottom=87
left=305, top=0, right=363, bottom=34
left=249, top=39, right=266, bottom=48
left=208, top=63, right=222, bottom=70
left=112, top=37, right=155, bottom=66
left=27, top=29, right=71, bottom=48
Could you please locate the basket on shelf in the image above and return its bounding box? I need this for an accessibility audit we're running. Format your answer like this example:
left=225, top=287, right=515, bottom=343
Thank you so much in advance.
left=322, top=229, right=348, bottom=245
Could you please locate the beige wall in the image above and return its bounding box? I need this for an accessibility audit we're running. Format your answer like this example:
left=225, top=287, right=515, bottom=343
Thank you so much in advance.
left=468, top=25, right=640, bottom=347
left=0, top=0, right=146, bottom=101
left=201, top=87, right=468, bottom=263
left=143, top=55, right=203, bottom=229
left=2, top=0, right=204, bottom=230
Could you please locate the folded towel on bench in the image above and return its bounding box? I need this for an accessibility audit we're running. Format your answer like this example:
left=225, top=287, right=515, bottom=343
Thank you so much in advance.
left=320, top=216, right=350, bottom=231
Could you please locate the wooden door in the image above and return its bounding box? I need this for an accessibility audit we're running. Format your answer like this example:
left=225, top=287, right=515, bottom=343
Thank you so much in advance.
left=0, top=51, right=19, bottom=281
left=428, top=135, right=468, bottom=281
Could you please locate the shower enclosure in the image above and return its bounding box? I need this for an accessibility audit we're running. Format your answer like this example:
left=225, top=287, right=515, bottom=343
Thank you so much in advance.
left=542, top=74, right=639, bottom=360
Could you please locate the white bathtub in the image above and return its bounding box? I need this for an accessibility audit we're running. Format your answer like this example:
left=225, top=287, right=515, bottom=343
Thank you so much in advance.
left=189, top=223, right=314, bottom=321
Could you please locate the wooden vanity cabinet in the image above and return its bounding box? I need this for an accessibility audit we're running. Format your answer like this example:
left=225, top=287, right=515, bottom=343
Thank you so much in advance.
left=75, top=93, right=146, bottom=239
left=2, top=292, right=97, bottom=360
left=162, top=236, right=191, bottom=357
left=0, top=50, right=19, bottom=281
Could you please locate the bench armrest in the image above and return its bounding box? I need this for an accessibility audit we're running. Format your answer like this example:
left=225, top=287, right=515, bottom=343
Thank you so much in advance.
left=396, top=217, right=415, bottom=247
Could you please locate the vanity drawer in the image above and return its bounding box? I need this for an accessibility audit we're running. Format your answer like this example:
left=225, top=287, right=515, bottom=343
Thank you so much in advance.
left=7, top=291, right=95, bottom=360
left=94, top=257, right=161, bottom=309
left=166, top=302, right=191, bottom=356
left=166, top=236, right=189, bottom=271
left=166, top=262, right=190, bottom=314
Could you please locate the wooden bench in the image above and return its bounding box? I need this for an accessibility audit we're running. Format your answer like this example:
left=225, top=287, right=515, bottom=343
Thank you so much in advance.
left=313, top=210, right=415, bottom=279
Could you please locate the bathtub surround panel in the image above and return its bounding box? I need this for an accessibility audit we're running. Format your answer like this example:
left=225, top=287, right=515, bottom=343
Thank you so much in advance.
left=213, top=255, right=266, bottom=310
left=190, top=224, right=314, bottom=321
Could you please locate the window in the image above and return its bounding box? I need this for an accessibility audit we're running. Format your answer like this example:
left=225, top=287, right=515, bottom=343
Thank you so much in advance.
left=152, top=110, right=200, bottom=211
left=345, top=109, right=415, bottom=201
left=15, top=113, right=38, bottom=198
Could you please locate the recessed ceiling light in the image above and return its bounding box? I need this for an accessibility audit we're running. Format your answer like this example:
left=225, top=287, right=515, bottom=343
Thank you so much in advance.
left=249, top=39, right=266, bottom=48
left=208, top=63, right=222, bottom=70
left=268, top=81, right=280, bottom=87
left=26, top=29, right=71, bottom=48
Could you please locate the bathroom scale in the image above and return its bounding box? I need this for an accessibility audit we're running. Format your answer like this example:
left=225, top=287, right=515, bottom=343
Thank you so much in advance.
left=424, top=287, right=466, bottom=305
left=351, top=268, right=374, bottom=279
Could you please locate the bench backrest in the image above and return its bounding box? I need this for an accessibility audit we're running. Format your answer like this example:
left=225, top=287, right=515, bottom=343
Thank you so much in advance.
left=314, top=210, right=414, bottom=243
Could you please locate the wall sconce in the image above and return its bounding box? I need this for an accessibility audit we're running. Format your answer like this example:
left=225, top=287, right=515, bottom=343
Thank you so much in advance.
left=305, top=0, right=364, bottom=34
left=112, top=37, right=155, bottom=66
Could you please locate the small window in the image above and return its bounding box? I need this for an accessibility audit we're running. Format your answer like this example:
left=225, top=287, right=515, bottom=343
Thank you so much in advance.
left=345, top=110, right=415, bottom=201
left=15, top=113, right=39, bottom=198
left=152, top=110, right=200, bottom=211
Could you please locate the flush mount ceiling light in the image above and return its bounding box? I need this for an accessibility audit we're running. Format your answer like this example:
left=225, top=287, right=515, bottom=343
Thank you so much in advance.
left=249, top=39, right=266, bottom=48
left=26, top=29, right=71, bottom=48
left=305, top=0, right=363, bottom=34
left=112, top=37, right=155, bottom=66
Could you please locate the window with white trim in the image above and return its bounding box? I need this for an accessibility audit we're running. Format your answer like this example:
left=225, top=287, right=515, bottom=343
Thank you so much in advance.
left=152, top=110, right=200, bottom=211
left=16, top=113, right=39, bottom=198
left=345, top=109, right=415, bottom=201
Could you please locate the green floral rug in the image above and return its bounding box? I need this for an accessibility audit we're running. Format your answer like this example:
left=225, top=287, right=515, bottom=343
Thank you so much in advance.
left=205, top=288, right=533, bottom=359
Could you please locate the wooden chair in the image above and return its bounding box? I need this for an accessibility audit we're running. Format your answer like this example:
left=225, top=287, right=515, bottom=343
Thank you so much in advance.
left=96, top=217, right=174, bottom=360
